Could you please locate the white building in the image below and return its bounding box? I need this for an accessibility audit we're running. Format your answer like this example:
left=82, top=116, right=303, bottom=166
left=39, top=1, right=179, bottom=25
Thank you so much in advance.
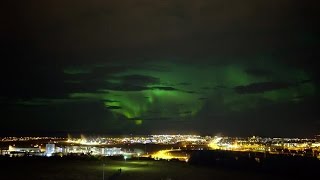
left=103, top=147, right=122, bottom=156
left=45, top=144, right=55, bottom=156
left=8, top=145, right=40, bottom=153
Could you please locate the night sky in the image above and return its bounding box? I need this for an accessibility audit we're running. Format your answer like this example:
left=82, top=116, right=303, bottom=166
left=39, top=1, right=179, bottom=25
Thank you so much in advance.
left=1, top=0, right=319, bottom=137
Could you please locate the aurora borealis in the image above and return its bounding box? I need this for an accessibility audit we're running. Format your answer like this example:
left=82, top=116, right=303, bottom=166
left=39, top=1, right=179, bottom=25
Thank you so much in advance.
left=1, top=0, right=319, bottom=137
left=65, top=61, right=315, bottom=123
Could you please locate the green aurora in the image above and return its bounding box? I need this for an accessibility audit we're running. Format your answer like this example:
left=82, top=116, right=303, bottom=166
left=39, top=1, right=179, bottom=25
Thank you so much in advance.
left=63, top=60, right=315, bottom=126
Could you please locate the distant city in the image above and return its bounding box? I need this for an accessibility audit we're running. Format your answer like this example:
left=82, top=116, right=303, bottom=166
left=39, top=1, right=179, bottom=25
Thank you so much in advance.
left=1, top=134, right=320, bottom=161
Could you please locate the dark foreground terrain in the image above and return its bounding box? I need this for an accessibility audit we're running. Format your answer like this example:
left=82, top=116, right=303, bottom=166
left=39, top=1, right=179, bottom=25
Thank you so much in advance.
left=0, top=156, right=317, bottom=180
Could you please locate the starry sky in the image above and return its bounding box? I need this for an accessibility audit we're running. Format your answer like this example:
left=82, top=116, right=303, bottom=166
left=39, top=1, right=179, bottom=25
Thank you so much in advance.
left=1, top=0, right=319, bottom=137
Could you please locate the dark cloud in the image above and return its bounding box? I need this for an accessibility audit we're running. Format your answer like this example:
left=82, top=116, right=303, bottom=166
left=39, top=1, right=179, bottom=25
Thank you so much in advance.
left=67, top=74, right=161, bottom=92
left=180, top=111, right=192, bottom=115
left=292, top=96, right=305, bottom=102
left=3, top=0, right=317, bottom=61
left=178, top=82, right=191, bottom=86
left=105, top=105, right=122, bottom=110
left=198, top=97, right=208, bottom=100
left=105, top=83, right=149, bottom=91
left=63, top=67, right=163, bottom=92
left=184, top=90, right=197, bottom=94
left=116, top=74, right=160, bottom=86
left=104, top=99, right=119, bottom=103
left=1, top=63, right=69, bottom=100
left=67, top=78, right=151, bottom=92
left=245, top=68, right=271, bottom=77
left=14, top=98, right=81, bottom=106
left=201, top=87, right=212, bottom=90
left=145, top=110, right=162, bottom=114
left=128, top=116, right=174, bottom=121
left=215, top=85, right=228, bottom=89
left=151, top=86, right=179, bottom=91
left=234, top=82, right=292, bottom=94
left=144, top=117, right=173, bottom=121
left=299, top=79, right=312, bottom=84
left=64, top=65, right=129, bottom=81
left=64, top=80, right=82, bottom=84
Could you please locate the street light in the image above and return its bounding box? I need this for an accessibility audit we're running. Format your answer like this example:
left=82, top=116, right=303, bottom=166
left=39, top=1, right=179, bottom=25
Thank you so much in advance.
left=124, top=156, right=127, bottom=161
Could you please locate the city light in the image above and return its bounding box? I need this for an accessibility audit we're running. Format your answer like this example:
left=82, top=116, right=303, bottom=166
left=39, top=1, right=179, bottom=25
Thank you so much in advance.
left=1, top=135, right=319, bottom=160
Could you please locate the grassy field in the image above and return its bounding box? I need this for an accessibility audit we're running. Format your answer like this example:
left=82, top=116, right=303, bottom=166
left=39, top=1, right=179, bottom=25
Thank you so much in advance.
left=0, top=158, right=296, bottom=180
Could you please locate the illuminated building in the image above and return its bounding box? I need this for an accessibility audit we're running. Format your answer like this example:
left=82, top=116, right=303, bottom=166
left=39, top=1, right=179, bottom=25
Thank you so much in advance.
left=103, top=147, right=122, bottom=156
left=45, top=144, right=55, bottom=157
left=8, top=145, right=41, bottom=153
